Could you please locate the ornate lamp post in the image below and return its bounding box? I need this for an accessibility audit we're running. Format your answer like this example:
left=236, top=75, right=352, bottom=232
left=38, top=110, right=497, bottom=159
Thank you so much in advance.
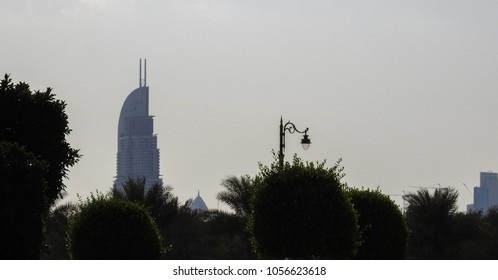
left=279, top=116, right=311, bottom=168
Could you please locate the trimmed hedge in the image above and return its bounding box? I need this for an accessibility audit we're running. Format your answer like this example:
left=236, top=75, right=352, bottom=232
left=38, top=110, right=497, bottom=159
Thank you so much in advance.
left=68, top=198, right=162, bottom=259
left=250, top=157, right=359, bottom=259
left=349, top=188, right=407, bottom=259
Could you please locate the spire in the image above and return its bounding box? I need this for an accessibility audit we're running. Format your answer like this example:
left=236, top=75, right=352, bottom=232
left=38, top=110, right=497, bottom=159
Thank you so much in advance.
left=198, top=190, right=200, bottom=197
left=139, top=58, right=147, bottom=87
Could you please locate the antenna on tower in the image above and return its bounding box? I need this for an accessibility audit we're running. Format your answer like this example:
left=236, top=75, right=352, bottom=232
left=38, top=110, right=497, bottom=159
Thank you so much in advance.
left=138, top=58, right=147, bottom=87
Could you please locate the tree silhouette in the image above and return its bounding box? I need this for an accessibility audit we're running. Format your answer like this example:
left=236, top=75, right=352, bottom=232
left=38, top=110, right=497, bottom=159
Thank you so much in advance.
left=41, top=201, right=77, bottom=259
left=349, top=188, right=407, bottom=259
left=1, top=74, right=79, bottom=259
left=0, top=74, right=80, bottom=206
left=404, top=187, right=458, bottom=259
left=217, top=175, right=253, bottom=219
left=0, top=141, right=48, bottom=259
left=250, top=156, right=359, bottom=259
left=68, top=196, right=162, bottom=259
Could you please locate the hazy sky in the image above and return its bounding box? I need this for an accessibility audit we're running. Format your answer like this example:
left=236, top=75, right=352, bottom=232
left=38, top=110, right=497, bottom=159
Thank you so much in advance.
left=2, top=0, right=498, bottom=211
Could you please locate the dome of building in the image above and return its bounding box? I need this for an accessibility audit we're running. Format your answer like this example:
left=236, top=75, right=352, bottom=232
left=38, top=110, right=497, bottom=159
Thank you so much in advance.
left=191, top=191, right=208, bottom=212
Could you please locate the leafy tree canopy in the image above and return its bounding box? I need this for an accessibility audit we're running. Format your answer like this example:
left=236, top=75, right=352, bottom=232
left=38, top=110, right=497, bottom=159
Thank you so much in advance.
left=249, top=155, right=359, bottom=259
left=0, top=74, right=80, bottom=205
left=348, top=188, right=407, bottom=259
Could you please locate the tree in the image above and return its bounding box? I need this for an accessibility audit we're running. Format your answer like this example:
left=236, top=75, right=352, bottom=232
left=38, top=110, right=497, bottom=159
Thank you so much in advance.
left=0, top=74, right=80, bottom=205
left=212, top=176, right=256, bottom=259
left=249, top=156, right=359, bottom=259
left=41, top=202, right=78, bottom=259
left=404, top=187, right=459, bottom=259
left=348, top=188, right=408, bottom=259
left=68, top=195, right=163, bottom=259
left=0, top=74, right=79, bottom=259
left=440, top=207, right=498, bottom=259
left=450, top=211, right=488, bottom=259
left=479, top=207, right=498, bottom=259
left=112, top=177, right=146, bottom=203
left=217, top=175, right=254, bottom=219
left=111, top=178, right=192, bottom=258
left=191, top=210, right=255, bottom=259
left=0, top=141, right=48, bottom=259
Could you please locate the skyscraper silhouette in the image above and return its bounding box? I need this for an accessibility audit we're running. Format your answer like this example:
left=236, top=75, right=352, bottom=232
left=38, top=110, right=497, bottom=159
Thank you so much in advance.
left=114, top=59, right=161, bottom=192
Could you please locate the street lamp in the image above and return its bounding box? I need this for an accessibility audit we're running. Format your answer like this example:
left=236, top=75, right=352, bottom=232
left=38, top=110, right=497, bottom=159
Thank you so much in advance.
left=279, top=116, right=311, bottom=168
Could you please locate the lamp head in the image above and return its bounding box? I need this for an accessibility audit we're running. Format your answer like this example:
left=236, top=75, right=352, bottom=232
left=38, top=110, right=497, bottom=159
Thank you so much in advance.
left=301, top=133, right=311, bottom=150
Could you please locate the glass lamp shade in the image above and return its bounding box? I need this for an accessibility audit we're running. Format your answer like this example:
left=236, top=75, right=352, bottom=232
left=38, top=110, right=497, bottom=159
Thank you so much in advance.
left=301, top=134, right=311, bottom=150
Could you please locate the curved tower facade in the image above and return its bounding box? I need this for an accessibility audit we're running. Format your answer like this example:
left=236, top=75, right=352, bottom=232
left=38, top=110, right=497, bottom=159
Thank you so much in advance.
left=115, top=59, right=162, bottom=192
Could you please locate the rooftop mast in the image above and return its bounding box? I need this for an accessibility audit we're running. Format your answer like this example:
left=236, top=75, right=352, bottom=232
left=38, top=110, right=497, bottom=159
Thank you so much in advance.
left=139, top=58, right=147, bottom=87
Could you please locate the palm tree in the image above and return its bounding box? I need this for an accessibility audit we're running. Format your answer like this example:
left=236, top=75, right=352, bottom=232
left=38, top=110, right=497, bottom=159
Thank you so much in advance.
left=217, top=175, right=254, bottom=218
left=403, top=187, right=459, bottom=259
left=41, top=201, right=78, bottom=259
left=112, top=177, right=146, bottom=203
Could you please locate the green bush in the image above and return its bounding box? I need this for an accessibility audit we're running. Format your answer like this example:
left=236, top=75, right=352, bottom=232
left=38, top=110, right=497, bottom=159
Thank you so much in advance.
left=249, top=156, right=359, bottom=259
left=68, top=197, right=162, bottom=259
left=349, top=188, right=407, bottom=259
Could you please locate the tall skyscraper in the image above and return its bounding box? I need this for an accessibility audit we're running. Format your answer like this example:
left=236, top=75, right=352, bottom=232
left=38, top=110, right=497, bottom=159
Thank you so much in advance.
left=114, top=59, right=162, bottom=193
left=473, top=185, right=489, bottom=213
left=469, top=171, right=498, bottom=214
left=481, top=172, right=498, bottom=207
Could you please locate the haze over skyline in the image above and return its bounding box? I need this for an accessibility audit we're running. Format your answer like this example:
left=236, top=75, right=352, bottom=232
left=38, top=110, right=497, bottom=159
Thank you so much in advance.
left=3, top=0, right=498, bottom=211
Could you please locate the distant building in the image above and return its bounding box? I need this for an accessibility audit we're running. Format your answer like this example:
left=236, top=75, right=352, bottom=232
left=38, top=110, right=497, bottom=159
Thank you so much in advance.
left=473, top=185, right=489, bottom=213
left=190, top=191, right=208, bottom=212
left=114, top=59, right=162, bottom=193
left=482, top=172, right=498, bottom=207
left=469, top=172, right=498, bottom=214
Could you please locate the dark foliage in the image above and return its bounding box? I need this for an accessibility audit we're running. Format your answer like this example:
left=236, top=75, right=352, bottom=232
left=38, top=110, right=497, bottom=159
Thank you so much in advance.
left=41, top=202, right=77, bottom=259
left=110, top=178, right=254, bottom=259
left=68, top=197, right=162, bottom=259
left=404, top=187, right=459, bottom=259
left=198, top=210, right=254, bottom=259
left=349, top=188, right=408, bottom=259
left=111, top=178, right=179, bottom=256
left=446, top=208, right=498, bottom=259
left=479, top=208, right=498, bottom=258
left=249, top=156, right=359, bottom=259
left=0, top=74, right=80, bottom=206
left=0, top=141, right=48, bottom=259
left=217, top=175, right=254, bottom=219
left=0, top=75, right=79, bottom=259
left=449, top=211, right=488, bottom=259
left=167, top=209, right=255, bottom=259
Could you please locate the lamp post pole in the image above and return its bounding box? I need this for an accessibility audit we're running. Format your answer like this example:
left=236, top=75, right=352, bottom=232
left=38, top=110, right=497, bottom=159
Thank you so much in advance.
left=279, top=116, right=311, bottom=168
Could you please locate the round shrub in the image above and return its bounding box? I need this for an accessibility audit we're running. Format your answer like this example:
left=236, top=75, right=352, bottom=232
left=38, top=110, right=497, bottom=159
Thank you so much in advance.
left=68, top=197, right=162, bottom=259
left=349, top=188, right=407, bottom=259
left=249, top=157, right=359, bottom=259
